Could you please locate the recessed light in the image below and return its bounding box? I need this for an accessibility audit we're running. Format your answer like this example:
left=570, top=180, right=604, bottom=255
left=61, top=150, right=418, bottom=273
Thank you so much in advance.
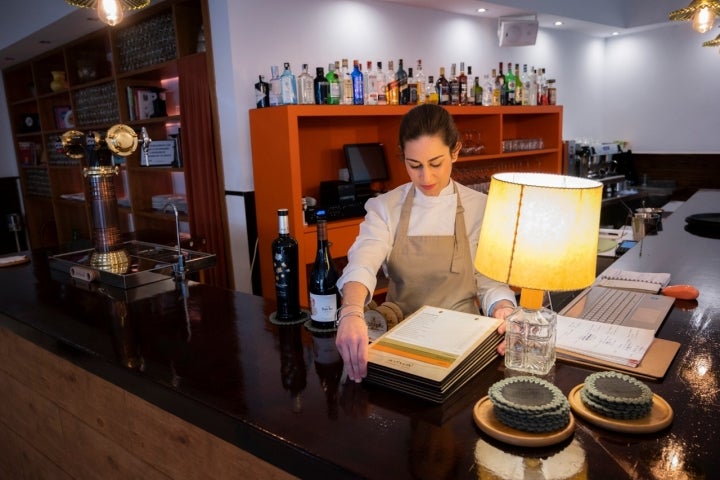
left=554, top=21, right=563, bottom=26
left=611, top=31, right=619, bottom=36
left=477, top=8, right=488, bottom=13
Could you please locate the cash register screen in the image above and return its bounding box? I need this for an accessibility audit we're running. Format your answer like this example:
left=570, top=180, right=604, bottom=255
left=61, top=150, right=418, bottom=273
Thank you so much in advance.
left=343, top=143, right=389, bottom=186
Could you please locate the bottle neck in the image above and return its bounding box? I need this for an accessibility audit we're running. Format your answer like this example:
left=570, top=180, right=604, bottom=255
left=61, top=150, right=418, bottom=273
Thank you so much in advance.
left=316, top=220, right=329, bottom=246
left=278, top=213, right=290, bottom=235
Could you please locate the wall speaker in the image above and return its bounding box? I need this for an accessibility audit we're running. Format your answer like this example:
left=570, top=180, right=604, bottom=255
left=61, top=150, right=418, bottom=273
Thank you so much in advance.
left=498, top=18, right=539, bottom=47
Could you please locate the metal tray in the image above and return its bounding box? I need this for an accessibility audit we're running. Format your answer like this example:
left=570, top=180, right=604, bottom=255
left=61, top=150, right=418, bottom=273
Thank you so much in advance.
left=49, top=240, right=216, bottom=289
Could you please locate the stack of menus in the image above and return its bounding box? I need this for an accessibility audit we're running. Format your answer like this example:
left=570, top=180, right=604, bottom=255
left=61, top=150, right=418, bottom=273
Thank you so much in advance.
left=367, top=306, right=503, bottom=404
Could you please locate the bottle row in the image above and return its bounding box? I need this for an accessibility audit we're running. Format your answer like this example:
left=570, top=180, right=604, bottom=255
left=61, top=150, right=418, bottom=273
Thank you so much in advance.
left=254, top=60, right=557, bottom=108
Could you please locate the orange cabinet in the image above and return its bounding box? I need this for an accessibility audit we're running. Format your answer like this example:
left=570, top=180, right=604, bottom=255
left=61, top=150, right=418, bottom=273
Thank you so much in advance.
left=249, top=105, right=563, bottom=306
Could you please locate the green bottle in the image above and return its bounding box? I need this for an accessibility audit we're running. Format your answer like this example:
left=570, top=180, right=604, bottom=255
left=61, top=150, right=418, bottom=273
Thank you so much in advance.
left=326, top=62, right=340, bottom=105
left=505, top=62, right=516, bottom=105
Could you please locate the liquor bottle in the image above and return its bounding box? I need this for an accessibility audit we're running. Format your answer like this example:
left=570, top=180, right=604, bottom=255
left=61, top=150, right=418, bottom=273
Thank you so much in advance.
left=414, top=59, right=426, bottom=105
left=376, top=61, right=387, bottom=105
left=537, top=67, right=548, bottom=105
left=426, top=75, right=439, bottom=104
left=491, top=68, right=501, bottom=106
left=269, top=65, right=281, bottom=106
left=519, top=64, right=530, bottom=106
left=314, top=67, right=329, bottom=105
left=308, top=210, right=340, bottom=330
left=341, top=58, right=353, bottom=105
left=448, top=63, right=459, bottom=105
left=547, top=79, right=557, bottom=105
left=366, top=61, right=378, bottom=105
left=458, top=62, right=468, bottom=105
left=297, top=63, right=315, bottom=105
left=436, top=67, right=449, bottom=105
left=351, top=60, right=364, bottom=105
left=472, top=76, right=482, bottom=105
left=505, top=62, right=516, bottom=105
left=386, top=60, right=398, bottom=105
left=254, top=75, right=269, bottom=108
left=514, top=64, right=522, bottom=106
left=364, top=61, right=372, bottom=104
left=396, top=58, right=409, bottom=104
left=465, top=65, right=474, bottom=105
left=482, top=73, right=493, bottom=106
left=407, top=67, right=417, bottom=104
left=326, top=63, right=340, bottom=105
left=280, top=62, right=297, bottom=105
left=495, top=64, right=506, bottom=106
left=272, top=209, right=301, bottom=321
left=528, top=67, right=538, bottom=106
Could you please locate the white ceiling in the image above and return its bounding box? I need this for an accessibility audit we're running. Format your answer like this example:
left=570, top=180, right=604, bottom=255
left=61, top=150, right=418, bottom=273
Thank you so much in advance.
left=0, top=0, right=688, bottom=69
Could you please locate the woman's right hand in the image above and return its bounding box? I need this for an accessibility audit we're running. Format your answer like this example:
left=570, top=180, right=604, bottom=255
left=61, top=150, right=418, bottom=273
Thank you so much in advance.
left=335, top=314, right=369, bottom=383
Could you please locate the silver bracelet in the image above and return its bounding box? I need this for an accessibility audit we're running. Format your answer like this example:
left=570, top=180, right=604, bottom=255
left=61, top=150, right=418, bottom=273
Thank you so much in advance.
left=335, top=310, right=364, bottom=328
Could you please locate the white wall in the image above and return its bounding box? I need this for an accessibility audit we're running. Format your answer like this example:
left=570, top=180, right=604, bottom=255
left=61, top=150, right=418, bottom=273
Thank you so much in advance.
left=603, top=22, right=720, bottom=153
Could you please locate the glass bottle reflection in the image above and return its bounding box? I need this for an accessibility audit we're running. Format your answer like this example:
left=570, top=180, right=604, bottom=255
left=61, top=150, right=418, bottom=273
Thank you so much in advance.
left=312, top=332, right=343, bottom=419
left=279, top=325, right=307, bottom=413
left=110, top=299, right=144, bottom=370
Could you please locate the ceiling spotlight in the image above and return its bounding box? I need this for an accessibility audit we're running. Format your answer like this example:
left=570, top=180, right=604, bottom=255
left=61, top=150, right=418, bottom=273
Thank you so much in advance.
left=65, top=0, right=151, bottom=26
left=554, top=21, right=563, bottom=26
left=669, top=0, right=720, bottom=34
left=478, top=8, right=488, bottom=13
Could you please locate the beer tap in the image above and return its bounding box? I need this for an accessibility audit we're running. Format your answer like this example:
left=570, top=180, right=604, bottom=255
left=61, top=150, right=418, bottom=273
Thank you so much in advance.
left=140, top=126, right=152, bottom=166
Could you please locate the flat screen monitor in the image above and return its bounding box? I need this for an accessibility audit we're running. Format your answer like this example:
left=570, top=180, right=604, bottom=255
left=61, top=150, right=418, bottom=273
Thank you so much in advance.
left=343, top=143, right=389, bottom=186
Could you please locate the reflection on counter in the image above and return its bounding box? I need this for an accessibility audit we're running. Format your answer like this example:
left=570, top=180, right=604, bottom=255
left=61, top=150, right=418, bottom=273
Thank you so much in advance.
left=475, top=437, right=587, bottom=480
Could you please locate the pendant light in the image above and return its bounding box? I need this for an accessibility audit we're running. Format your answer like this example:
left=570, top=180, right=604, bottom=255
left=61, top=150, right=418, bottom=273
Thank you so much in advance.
left=669, top=0, right=720, bottom=34
left=65, top=0, right=151, bottom=26
left=703, top=31, right=720, bottom=53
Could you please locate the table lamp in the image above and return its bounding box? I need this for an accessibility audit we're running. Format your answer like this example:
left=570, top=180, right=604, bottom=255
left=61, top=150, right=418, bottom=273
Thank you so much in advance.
left=475, top=172, right=603, bottom=375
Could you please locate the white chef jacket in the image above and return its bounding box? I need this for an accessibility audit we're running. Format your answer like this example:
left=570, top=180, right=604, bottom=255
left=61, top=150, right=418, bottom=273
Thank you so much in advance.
left=337, top=181, right=517, bottom=315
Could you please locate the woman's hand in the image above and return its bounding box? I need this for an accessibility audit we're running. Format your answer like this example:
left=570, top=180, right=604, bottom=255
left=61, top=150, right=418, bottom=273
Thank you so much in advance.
left=490, top=301, right=516, bottom=356
left=335, top=313, right=369, bottom=382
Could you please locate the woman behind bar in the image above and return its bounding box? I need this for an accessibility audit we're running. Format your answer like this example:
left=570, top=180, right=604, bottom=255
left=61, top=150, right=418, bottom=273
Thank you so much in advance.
left=335, top=104, right=517, bottom=382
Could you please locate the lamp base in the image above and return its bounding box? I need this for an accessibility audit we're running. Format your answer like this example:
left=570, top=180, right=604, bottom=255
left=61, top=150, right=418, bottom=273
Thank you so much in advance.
left=504, top=306, right=556, bottom=375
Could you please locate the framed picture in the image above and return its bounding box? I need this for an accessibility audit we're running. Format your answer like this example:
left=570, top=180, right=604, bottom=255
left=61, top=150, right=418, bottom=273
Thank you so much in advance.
left=53, top=106, right=74, bottom=130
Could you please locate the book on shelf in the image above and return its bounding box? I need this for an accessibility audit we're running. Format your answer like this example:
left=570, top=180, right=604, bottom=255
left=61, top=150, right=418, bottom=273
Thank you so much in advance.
left=366, top=305, right=503, bottom=404
left=596, top=269, right=671, bottom=294
left=18, top=141, right=40, bottom=165
left=126, top=86, right=167, bottom=121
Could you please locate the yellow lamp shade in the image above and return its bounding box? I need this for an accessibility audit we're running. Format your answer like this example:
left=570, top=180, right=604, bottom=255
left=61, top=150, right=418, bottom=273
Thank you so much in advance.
left=475, top=173, right=603, bottom=296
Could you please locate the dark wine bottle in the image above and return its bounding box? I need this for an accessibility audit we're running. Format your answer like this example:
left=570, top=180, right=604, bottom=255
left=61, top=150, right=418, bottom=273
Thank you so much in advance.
left=272, top=209, right=301, bottom=321
left=308, top=210, right=340, bottom=329
left=255, top=74, right=269, bottom=108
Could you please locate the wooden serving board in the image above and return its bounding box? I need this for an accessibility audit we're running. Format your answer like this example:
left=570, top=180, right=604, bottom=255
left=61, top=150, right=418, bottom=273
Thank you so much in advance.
left=568, top=384, right=673, bottom=433
left=473, top=396, right=575, bottom=447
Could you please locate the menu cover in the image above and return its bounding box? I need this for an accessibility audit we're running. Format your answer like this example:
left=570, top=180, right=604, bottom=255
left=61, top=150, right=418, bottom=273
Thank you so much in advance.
left=366, top=305, right=503, bottom=403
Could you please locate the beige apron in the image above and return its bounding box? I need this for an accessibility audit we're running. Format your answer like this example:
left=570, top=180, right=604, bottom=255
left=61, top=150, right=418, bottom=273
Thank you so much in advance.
left=386, top=183, right=478, bottom=317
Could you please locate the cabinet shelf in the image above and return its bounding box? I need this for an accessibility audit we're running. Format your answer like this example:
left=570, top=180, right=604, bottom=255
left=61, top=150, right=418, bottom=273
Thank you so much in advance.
left=250, top=104, right=563, bottom=307
left=3, top=0, right=215, bottom=255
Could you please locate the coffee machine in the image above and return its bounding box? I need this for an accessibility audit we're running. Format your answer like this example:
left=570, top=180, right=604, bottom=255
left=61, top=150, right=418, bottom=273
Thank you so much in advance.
left=564, top=140, right=627, bottom=197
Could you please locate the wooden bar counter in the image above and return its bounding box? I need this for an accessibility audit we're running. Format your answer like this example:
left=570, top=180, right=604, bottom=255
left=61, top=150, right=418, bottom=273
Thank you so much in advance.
left=1, top=190, right=719, bottom=479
